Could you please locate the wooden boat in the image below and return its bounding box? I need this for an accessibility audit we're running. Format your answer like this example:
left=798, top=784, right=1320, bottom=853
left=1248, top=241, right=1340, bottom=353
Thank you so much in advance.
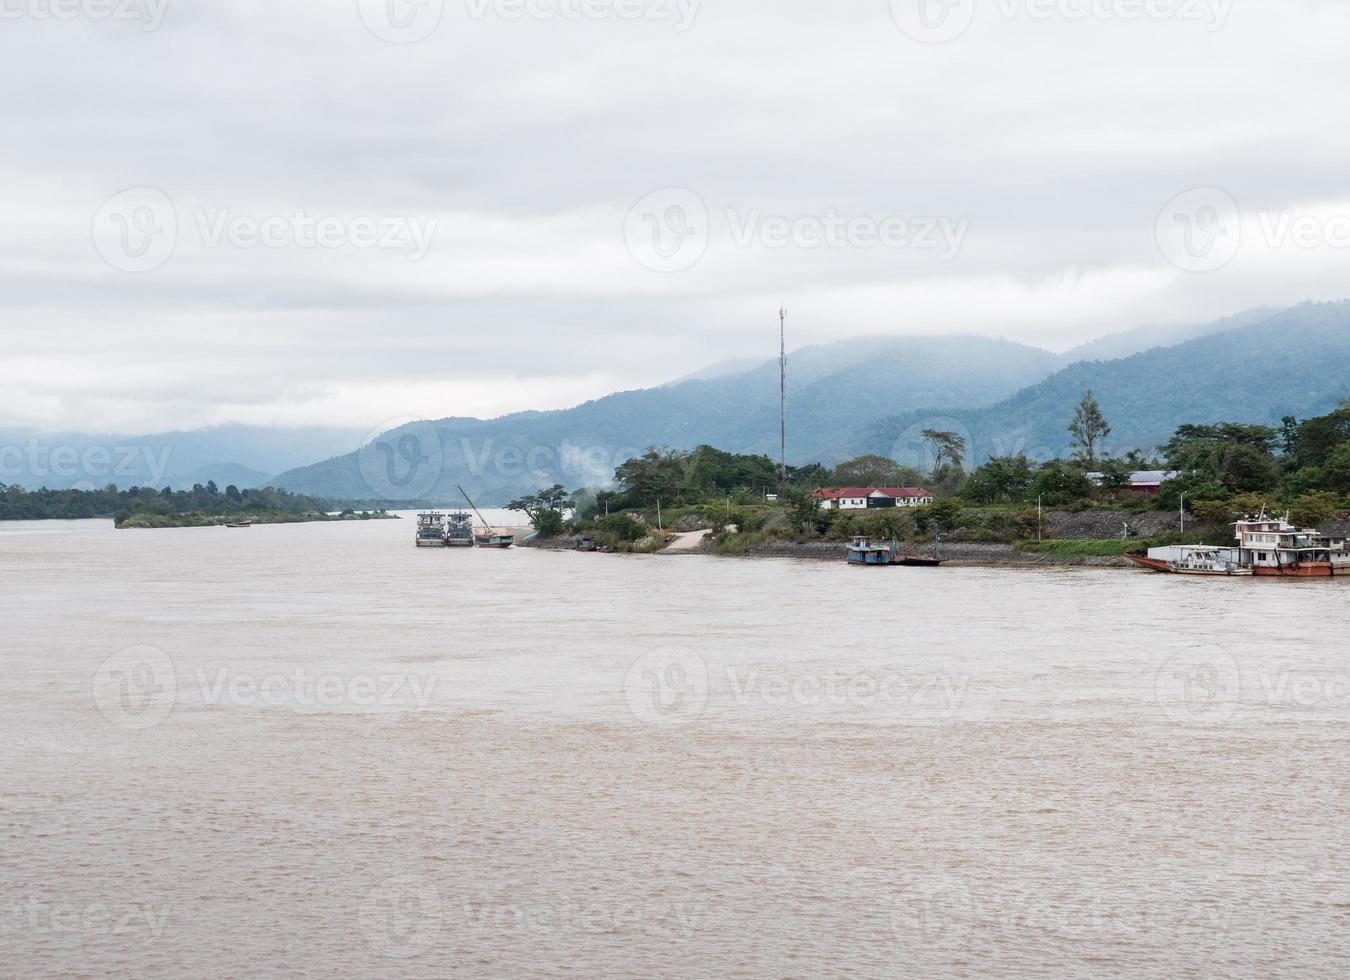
left=225, top=519, right=253, bottom=528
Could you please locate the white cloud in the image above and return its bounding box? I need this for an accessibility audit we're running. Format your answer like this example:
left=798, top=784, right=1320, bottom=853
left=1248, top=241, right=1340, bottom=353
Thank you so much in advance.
left=2, top=0, right=1349, bottom=432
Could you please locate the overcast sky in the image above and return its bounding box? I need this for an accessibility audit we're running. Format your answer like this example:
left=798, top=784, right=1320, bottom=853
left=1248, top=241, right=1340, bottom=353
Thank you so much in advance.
left=3, top=0, right=1349, bottom=434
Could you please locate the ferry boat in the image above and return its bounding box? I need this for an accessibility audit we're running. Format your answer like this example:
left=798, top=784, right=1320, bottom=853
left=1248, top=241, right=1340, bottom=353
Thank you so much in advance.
left=444, top=511, right=475, bottom=548
left=1127, top=512, right=1349, bottom=577
left=415, top=512, right=447, bottom=548
left=1233, top=513, right=1350, bottom=577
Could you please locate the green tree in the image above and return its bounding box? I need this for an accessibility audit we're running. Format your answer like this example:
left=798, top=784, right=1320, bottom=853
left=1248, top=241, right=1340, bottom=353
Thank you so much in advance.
left=1289, top=492, right=1340, bottom=530
left=962, top=454, right=1034, bottom=504
left=827, top=455, right=927, bottom=488
left=1032, top=460, right=1093, bottom=506
left=921, top=430, right=967, bottom=476
left=1068, top=390, right=1111, bottom=464
left=613, top=447, right=688, bottom=502
left=507, top=484, right=571, bottom=528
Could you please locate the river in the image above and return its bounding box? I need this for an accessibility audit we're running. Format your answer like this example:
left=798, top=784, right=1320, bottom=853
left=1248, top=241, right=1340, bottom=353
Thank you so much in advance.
left=3, top=516, right=1349, bottom=977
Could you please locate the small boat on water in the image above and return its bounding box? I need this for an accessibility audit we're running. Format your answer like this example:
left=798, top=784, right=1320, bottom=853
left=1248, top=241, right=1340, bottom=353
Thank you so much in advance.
left=415, top=512, right=447, bottom=548
left=225, top=519, right=253, bottom=528
left=846, top=536, right=946, bottom=567
left=475, top=531, right=516, bottom=549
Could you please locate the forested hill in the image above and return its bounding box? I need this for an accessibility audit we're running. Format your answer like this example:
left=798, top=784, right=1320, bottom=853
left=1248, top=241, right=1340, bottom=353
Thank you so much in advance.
left=271, top=335, right=1059, bottom=503
left=853, top=302, right=1350, bottom=467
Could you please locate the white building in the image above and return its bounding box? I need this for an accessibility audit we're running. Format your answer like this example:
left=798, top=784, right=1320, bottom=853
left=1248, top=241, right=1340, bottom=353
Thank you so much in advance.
left=811, top=487, right=933, bottom=510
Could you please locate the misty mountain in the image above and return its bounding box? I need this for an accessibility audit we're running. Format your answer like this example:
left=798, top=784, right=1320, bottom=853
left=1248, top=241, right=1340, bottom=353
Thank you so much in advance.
left=170, top=463, right=275, bottom=493
left=0, top=424, right=366, bottom=491
left=855, top=302, right=1350, bottom=468
left=1058, top=307, right=1277, bottom=364
left=272, top=336, right=1062, bottom=503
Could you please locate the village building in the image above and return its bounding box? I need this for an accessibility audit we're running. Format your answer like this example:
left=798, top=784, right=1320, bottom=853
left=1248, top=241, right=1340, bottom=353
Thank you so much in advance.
left=811, top=487, right=933, bottom=510
left=1085, top=470, right=1180, bottom=499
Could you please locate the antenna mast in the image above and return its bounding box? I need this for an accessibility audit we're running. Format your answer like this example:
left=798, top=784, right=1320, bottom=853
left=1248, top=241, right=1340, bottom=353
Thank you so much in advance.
left=779, top=305, right=787, bottom=482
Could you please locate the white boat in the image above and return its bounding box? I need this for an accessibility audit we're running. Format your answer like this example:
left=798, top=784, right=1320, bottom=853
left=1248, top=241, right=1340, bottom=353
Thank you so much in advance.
left=1166, top=548, right=1252, bottom=576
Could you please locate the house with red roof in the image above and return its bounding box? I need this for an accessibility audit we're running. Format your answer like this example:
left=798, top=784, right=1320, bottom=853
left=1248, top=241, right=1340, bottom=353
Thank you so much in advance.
left=811, top=487, right=933, bottom=510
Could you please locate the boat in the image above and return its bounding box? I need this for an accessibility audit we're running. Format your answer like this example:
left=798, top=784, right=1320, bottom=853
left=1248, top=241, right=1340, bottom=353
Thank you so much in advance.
left=415, top=512, right=447, bottom=548
left=457, top=484, right=515, bottom=549
left=224, top=519, right=253, bottom=528
left=1233, top=513, right=1350, bottom=577
left=1166, top=548, right=1252, bottom=576
left=444, top=511, right=475, bottom=548
left=1127, top=512, right=1350, bottom=578
left=847, top=537, right=898, bottom=566
left=846, top=536, right=947, bottom=567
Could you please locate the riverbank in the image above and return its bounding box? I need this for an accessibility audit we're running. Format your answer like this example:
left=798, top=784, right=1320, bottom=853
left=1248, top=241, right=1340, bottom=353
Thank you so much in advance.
left=520, top=531, right=1133, bottom=567
left=115, top=510, right=398, bottom=529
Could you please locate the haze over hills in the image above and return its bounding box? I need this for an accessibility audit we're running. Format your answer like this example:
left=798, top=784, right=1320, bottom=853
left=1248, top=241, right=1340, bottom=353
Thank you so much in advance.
left=0, top=425, right=367, bottom=492
left=271, top=336, right=1061, bottom=503
left=1057, top=307, right=1278, bottom=364
left=856, top=302, right=1350, bottom=468
left=7, top=303, right=1343, bottom=504
left=272, top=302, right=1348, bottom=504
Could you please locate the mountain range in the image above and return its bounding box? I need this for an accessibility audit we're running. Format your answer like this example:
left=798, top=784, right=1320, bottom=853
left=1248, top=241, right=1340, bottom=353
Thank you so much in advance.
left=272, top=301, right=1350, bottom=503
left=6, top=302, right=1346, bottom=503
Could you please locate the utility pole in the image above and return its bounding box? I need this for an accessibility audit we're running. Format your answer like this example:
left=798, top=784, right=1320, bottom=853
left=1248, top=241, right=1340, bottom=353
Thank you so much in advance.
left=1180, top=492, right=1187, bottom=534
left=779, top=305, right=787, bottom=483
left=1037, top=493, right=1044, bottom=543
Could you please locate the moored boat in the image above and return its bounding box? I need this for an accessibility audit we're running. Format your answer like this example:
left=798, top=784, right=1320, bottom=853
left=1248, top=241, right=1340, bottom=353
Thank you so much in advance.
left=458, top=484, right=515, bottom=549
left=475, top=531, right=516, bottom=549
left=1233, top=513, right=1350, bottom=577
left=847, top=536, right=899, bottom=566
left=846, top=536, right=946, bottom=567
left=444, top=511, right=475, bottom=548
left=415, top=511, right=447, bottom=548
left=1166, top=548, right=1252, bottom=576
left=1127, top=512, right=1350, bottom=578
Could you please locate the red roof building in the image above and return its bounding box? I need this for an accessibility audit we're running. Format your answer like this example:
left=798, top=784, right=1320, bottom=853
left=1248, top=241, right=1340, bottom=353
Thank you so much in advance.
left=811, top=487, right=933, bottom=510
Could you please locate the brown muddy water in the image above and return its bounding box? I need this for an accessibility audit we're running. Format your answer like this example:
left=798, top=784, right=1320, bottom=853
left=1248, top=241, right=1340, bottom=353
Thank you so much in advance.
left=3, top=516, right=1350, bottom=978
